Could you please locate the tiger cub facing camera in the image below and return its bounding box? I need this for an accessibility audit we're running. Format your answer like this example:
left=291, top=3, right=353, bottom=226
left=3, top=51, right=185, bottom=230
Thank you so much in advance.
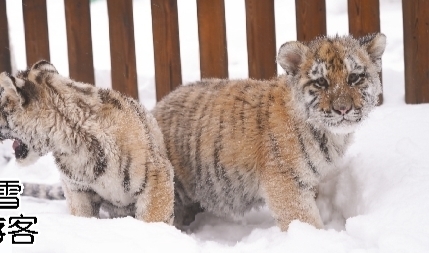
left=0, top=61, right=174, bottom=224
left=152, top=33, right=386, bottom=230
left=18, top=33, right=386, bottom=231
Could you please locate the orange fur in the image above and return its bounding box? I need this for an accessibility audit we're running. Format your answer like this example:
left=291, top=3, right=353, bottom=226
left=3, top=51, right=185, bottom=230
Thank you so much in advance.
left=153, top=34, right=386, bottom=230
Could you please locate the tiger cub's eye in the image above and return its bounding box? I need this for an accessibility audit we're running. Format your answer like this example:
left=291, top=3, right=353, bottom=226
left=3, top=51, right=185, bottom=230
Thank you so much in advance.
left=315, top=77, right=328, bottom=88
left=348, top=73, right=359, bottom=85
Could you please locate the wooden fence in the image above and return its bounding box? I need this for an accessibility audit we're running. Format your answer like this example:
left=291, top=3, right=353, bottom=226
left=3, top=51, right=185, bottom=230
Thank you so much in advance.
left=0, top=0, right=428, bottom=104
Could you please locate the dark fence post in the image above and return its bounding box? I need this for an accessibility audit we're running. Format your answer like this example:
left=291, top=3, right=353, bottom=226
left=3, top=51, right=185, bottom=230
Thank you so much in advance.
left=22, top=0, right=50, bottom=65
left=64, top=0, right=95, bottom=85
left=0, top=0, right=11, bottom=73
left=151, top=0, right=182, bottom=101
left=295, top=0, right=326, bottom=41
left=402, top=0, right=429, bottom=104
left=348, top=0, right=380, bottom=36
left=348, top=0, right=383, bottom=104
left=245, top=0, right=277, bottom=80
left=197, top=0, right=228, bottom=79
left=107, top=0, right=138, bottom=100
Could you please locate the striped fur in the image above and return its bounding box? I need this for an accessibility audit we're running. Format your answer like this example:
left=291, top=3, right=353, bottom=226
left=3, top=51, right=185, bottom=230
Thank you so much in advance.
left=22, top=183, right=64, bottom=200
left=0, top=61, right=174, bottom=224
left=152, top=34, right=386, bottom=230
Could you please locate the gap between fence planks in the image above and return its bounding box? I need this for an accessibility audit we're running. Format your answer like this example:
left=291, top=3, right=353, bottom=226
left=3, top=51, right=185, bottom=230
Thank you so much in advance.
left=64, top=0, right=95, bottom=85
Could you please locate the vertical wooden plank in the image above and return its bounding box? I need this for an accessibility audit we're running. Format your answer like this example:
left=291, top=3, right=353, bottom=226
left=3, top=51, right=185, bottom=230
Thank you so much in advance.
left=64, top=0, right=95, bottom=85
left=348, top=0, right=380, bottom=36
left=107, top=0, right=138, bottom=99
left=0, top=0, right=11, bottom=73
left=197, top=0, right=228, bottom=79
left=22, top=0, right=50, bottom=66
left=245, top=0, right=277, bottom=80
left=402, top=0, right=429, bottom=104
left=151, top=0, right=182, bottom=101
left=295, top=0, right=326, bottom=41
left=348, top=0, right=383, bottom=104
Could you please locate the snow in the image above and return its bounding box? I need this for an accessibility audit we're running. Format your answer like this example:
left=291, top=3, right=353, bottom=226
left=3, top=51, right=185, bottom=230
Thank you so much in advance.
left=2, top=0, right=429, bottom=252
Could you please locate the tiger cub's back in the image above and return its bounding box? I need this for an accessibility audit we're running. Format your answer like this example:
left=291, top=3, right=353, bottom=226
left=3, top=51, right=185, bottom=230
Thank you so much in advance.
left=152, top=77, right=308, bottom=223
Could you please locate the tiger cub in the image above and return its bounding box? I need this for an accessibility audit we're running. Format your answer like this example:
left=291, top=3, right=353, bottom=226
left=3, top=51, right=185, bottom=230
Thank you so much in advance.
left=0, top=60, right=174, bottom=224
left=152, top=33, right=386, bottom=230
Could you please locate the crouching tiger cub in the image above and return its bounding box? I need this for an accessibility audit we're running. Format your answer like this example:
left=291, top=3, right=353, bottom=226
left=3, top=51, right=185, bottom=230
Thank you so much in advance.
left=152, top=33, right=386, bottom=231
left=0, top=60, right=174, bottom=224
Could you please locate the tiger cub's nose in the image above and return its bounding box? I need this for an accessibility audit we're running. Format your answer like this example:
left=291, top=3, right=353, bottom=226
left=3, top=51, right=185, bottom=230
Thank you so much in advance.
left=332, top=97, right=352, bottom=115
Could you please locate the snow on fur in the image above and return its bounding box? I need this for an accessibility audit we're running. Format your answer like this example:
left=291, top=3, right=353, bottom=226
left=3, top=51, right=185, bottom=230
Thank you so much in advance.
left=2, top=0, right=429, bottom=252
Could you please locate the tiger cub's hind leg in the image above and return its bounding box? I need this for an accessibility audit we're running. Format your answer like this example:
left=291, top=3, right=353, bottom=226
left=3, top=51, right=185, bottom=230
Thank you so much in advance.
left=134, top=164, right=175, bottom=224
left=62, top=183, right=103, bottom=218
left=173, top=201, right=203, bottom=228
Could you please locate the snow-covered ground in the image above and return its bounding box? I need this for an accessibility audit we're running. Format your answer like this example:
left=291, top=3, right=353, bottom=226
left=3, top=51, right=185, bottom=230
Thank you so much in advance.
left=2, top=0, right=429, bottom=252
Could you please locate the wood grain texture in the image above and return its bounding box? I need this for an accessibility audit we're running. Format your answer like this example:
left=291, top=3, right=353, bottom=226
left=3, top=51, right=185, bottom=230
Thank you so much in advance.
left=348, top=0, right=383, bottom=104
left=151, top=0, right=182, bottom=101
left=107, top=0, right=138, bottom=99
left=0, top=0, right=11, bottom=73
left=245, top=0, right=277, bottom=80
left=295, top=0, right=326, bottom=41
left=64, top=0, right=95, bottom=85
left=22, top=0, right=50, bottom=65
left=197, top=0, right=228, bottom=79
left=402, top=0, right=429, bottom=104
left=348, top=0, right=380, bottom=36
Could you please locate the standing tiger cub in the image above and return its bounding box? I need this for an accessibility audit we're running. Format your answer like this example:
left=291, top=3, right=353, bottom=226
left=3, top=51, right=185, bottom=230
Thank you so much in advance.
left=152, top=33, right=386, bottom=230
left=0, top=61, right=174, bottom=224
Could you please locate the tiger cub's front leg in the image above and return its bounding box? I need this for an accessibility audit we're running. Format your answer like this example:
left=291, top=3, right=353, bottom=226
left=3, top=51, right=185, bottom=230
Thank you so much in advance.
left=258, top=132, right=324, bottom=231
left=261, top=166, right=323, bottom=231
left=134, top=164, right=175, bottom=225
left=62, top=182, right=102, bottom=218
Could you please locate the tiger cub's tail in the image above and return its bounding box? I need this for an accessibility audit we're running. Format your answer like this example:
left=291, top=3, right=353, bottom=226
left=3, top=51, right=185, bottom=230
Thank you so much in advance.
left=22, top=183, right=65, bottom=200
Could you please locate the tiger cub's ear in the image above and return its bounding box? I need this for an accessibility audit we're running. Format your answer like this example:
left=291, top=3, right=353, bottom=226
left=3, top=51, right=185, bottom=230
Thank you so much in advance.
left=27, top=60, right=59, bottom=85
left=30, top=60, right=58, bottom=74
left=277, top=41, right=309, bottom=75
left=359, top=33, right=386, bottom=71
left=0, top=72, right=27, bottom=109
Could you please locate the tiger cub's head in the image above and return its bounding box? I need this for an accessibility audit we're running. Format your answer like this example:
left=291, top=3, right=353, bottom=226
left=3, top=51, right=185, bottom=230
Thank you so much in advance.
left=0, top=60, right=57, bottom=165
left=277, top=33, right=386, bottom=134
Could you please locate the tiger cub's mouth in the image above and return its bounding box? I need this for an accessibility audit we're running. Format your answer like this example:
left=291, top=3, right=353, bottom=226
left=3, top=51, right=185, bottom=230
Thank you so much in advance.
left=0, top=132, right=29, bottom=160
left=12, top=139, right=29, bottom=159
